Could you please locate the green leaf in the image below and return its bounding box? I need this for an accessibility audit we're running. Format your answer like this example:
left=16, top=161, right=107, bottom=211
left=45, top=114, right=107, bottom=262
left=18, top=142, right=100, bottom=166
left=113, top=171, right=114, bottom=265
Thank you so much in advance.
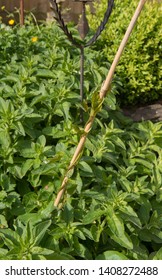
left=156, top=188, right=162, bottom=203
left=111, top=135, right=126, bottom=150
left=18, top=213, right=43, bottom=224
left=132, top=158, right=153, bottom=169
left=91, top=91, right=103, bottom=115
left=0, top=248, right=8, bottom=257
left=0, top=129, right=11, bottom=149
left=90, top=224, right=101, bottom=242
left=138, top=198, right=152, bottom=224
left=18, top=140, right=36, bottom=158
left=83, top=209, right=106, bottom=224
left=106, top=91, right=117, bottom=110
left=80, top=227, right=94, bottom=240
left=106, top=207, right=124, bottom=236
left=62, top=101, right=70, bottom=120
left=74, top=229, right=86, bottom=240
left=33, top=220, right=51, bottom=246
left=0, top=190, right=7, bottom=201
left=36, top=69, right=54, bottom=79
left=110, top=231, right=133, bottom=250
left=45, top=252, right=75, bottom=260
left=31, top=246, right=54, bottom=255
left=82, top=190, right=107, bottom=202
left=78, top=161, right=93, bottom=174
left=21, top=222, right=34, bottom=246
left=119, top=177, right=132, bottom=192
left=119, top=205, right=142, bottom=228
left=12, top=121, right=25, bottom=136
left=62, top=203, right=74, bottom=225
left=42, top=126, right=67, bottom=138
left=106, top=207, right=133, bottom=249
left=39, top=200, right=55, bottom=218
left=96, top=250, right=128, bottom=260
left=0, top=228, right=20, bottom=249
left=0, top=97, right=8, bottom=114
left=37, top=135, right=46, bottom=147
left=153, top=247, right=162, bottom=260
left=21, top=159, right=33, bottom=177
left=0, top=214, right=8, bottom=228
left=73, top=237, right=92, bottom=259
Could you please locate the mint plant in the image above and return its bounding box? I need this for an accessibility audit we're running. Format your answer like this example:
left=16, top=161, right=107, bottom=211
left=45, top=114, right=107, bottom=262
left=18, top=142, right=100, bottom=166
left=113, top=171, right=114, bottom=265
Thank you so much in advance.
left=0, top=3, right=162, bottom=260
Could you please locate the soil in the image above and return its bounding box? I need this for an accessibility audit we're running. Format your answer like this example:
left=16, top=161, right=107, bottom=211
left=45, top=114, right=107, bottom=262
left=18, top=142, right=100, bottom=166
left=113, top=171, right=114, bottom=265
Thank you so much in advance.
left=121, top=99, right=162, bottom=122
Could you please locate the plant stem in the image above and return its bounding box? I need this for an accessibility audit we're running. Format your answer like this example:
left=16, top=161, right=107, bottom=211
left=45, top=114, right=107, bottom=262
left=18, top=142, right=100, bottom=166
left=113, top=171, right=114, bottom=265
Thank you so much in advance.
left=54, top=0, right=147, bottom=208
left=80, top=46, right=84, bottom=123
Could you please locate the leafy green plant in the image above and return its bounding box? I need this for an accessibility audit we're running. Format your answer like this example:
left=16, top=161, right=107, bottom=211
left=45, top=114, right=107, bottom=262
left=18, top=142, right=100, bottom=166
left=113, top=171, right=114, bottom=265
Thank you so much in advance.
left=0, top=16, right=162, bottom=260
left=87, top=0, right=162, bottom=105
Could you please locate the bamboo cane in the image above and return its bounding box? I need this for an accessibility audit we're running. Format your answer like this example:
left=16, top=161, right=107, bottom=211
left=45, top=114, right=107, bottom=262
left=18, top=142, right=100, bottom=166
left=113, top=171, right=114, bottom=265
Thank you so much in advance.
left=54, top=0, right=147, bottom=207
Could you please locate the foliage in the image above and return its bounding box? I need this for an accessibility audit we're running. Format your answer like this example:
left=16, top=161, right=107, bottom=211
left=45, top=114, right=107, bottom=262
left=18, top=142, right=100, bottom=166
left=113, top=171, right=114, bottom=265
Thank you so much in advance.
left=87, top=0, right=162, bottom=105
left=0, top=19, right=162, bottom=260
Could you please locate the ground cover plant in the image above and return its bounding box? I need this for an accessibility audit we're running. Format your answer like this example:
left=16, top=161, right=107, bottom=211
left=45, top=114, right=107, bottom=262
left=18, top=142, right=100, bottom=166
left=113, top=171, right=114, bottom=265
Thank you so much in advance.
left=0, top=9, right=162, bottom=260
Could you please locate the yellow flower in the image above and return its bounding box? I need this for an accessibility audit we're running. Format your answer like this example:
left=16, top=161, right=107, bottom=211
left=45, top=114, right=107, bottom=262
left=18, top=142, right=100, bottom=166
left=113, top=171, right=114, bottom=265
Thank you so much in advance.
left=1, top=6, right=5, bottom=10
left=8, top=19, right=15, bottom=26
left=31, top=36, right=38, bottom=43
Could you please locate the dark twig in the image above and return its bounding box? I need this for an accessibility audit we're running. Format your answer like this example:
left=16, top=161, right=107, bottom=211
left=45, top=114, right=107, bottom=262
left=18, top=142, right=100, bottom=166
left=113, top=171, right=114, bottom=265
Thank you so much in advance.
left=50, top=0, right=82, bottom=49
left=85, top=0, right=114, bottom=47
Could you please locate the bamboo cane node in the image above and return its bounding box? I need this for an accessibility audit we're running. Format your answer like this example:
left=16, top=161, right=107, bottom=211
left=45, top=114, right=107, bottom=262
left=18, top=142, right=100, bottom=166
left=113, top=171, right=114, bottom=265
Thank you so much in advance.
left=100, top=88, right=107, bottom=99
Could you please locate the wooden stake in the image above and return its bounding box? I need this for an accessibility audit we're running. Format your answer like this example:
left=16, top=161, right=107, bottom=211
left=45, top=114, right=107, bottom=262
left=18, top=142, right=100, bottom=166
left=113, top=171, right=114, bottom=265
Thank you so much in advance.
left=20, top=0, right=24, bottom=26
left=54, top=0, right=147, bottom=208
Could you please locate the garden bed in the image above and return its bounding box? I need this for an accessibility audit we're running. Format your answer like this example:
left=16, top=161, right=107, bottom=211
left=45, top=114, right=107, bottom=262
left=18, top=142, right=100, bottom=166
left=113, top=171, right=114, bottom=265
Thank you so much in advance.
left=0, top=12, right=162, bottom=260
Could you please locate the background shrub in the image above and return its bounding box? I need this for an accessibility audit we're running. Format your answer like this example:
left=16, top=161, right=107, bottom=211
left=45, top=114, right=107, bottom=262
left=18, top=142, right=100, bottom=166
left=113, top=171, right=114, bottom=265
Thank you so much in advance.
left=87, top=0, right=162, bottom=106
